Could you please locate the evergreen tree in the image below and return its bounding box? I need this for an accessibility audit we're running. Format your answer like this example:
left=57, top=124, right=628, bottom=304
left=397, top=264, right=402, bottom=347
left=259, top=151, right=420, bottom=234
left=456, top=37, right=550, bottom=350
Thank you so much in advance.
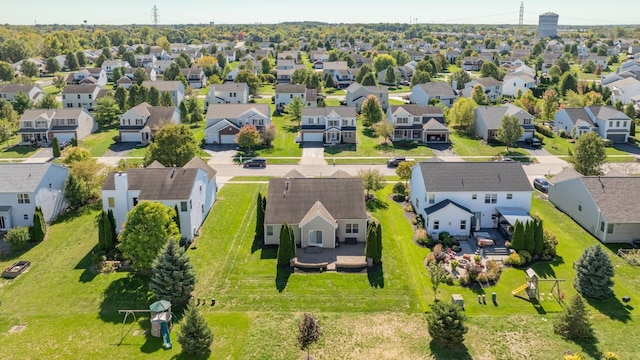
left=510, top=220, right=525, bottom=251
left=30, top=206, right=46, bottom=242
left=177, top=304, right=213, bottom=356
left=173, top=204, right=181, bottom=233
left=148, top=86, right=160, bottom=106
left=533, top=218, right=545, bottom=257
left=277, top=223, right=295, bottom=266
left=574, top=245, right=615, bottom=300
left=524, top=221, right=535, bottom=254
left=114, top=86, right=128, bottom=112
left=127, top=84, right=139, bottom=109
left=97, top=210, right=107, bottom=250
left=149, top=239, right=196, bottom=305
left=107, top=209, right=117, bottom=246
left=64, top=174, right=92, bottom=208
left=554, top=294, right=594, bottom=340
left=52, top=137, right=61, bottom=157
left=374, top=221, right=383, bottom=264
left=160, top=91, right=174, bottom=106
left=365, top=221, right=377, bottom=261
left=256, top=193, right=265, bottom=238
left=426, top=301, right=468, bottom=349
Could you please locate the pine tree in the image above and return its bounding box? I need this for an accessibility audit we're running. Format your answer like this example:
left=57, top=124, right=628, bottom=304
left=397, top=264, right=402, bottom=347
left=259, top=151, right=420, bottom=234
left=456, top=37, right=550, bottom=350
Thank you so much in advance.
left=554, top=294, right=594, bottom=340
left=533, top=218, right=545, bottom=257
left=256, top=193, right=264, bottom=238
left=97, top=210, right=107, bottom=250
left=179, top=101, right=188, bottom=124
left=277, top=223, right=295, bottom=266
left=107, top=209, right=117, bottom=246
left=365, top=221, right=377, bottom=262
left=574, top=245, right=615, bottom=299
left=102, top=209, right=114, bottom=251
left=52, top=137, right=61, bottom=157
left=177, top=304, right=213, bottom=356
left=374, top=221, right=383, bottom=264
left=149, top=239, right=196, bottom=305
left=173, top=204, right=181, bottom=233
left=524, top=221, right=535, bottom=254
left=510, top=220, right=525, bottom=251
left=30, top=206, right=46, bottom=242
left=426, top=301, right=468, bottom=349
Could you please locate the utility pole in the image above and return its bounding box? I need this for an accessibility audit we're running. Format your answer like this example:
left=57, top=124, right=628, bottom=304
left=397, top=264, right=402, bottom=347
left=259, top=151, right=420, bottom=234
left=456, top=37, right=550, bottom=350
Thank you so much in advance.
left=519, top=2, right=524, bottom=26
left=152, top=5, right=159, bottom=26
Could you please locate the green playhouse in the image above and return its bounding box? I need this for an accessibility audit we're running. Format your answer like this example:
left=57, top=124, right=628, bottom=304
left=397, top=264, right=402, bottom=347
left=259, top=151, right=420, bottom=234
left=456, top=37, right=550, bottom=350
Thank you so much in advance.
left=118, top=300, right=173, bottom=349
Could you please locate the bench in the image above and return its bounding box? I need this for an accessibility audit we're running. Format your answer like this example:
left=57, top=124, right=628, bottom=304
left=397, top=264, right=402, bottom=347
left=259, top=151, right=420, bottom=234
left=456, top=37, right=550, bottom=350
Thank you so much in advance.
left=294, top=260, right=329, bottom=271
left=344, top=237, right=358, bottom=245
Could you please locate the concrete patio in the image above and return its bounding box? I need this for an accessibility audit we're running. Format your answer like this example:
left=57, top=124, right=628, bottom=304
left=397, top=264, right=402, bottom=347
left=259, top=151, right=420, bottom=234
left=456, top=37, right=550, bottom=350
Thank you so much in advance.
left=295, top=243, right=367, bottom=271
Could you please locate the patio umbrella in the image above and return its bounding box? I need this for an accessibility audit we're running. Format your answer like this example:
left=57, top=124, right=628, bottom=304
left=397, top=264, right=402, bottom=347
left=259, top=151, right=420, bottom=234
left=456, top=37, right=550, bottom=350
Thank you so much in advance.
left=475, top=218, right=481, bottom=231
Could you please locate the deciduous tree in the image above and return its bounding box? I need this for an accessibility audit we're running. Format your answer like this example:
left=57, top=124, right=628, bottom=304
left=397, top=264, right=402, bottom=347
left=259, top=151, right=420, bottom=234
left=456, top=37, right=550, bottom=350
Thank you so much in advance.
left=34, top=93, right=60, bottom=109
left=495, top=114, right=524, bottom=152
left=372, top=120, right=394, bottom=144
left=372, top=54, right=397, bottom=73
left=396, top=160, right=415, bottom=187
left=358, top=168, right=385, bottom=198
left=542, top=89, right=559, bottom=121
left=360, top=95, right=384, bottom=127
left=427, top=262, right=449, bottom=301
left=297, top=313, right=322, bottom=360
left=448, top=97, right=476, bottom=133
left=284, top=96, right=304, bottom=128
left=260, top=124, right=276, bottom=146
left=449, top=69, right=472, bottom=90
left=45, top=57, right=60, bottom=74
left=0, top=61, right=14, bottom=81
left=93, top=96, right=121, bottom=126
left=568, top=132, right=606, bottom=176
left=235, top=124, right=262, bottom=151
left=144, top=124, right=199, bottom=167
left=20, top=60, right=39, bottom=78
left=118, top=201, right=180, bottom=272
left=65, top=52, right=79, bottom=71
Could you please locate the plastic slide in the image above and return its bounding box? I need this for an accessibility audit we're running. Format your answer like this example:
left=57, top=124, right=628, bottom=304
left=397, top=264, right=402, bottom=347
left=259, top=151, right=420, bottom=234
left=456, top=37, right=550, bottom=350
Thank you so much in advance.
left=160, top=322, right=172, bottom=350
left=511, top=283, right=528, bottom=296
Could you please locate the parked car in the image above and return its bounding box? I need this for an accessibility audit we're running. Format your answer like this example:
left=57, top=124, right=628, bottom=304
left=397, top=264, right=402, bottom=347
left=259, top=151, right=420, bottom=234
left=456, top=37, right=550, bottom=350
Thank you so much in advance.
left=59, top=141, right=71, bottom=150
left=243, top=158, right=267, bottom=168
left=386, top=157, right=406, bottom=168
left=533, top=177, right=549, bottom=193
left=526, top=137, right=542, bottom=147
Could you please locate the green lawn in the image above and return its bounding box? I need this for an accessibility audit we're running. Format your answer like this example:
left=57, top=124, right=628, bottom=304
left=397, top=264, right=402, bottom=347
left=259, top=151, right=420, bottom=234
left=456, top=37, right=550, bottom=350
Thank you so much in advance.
left=79, top=126, right=118, bottom=157
left=324, top=98, right=341, bottom=107
left=126, top=145, right=148, bottom=158
left=326, top=124, right=434, bottom=158
left=323, top=88, right=346, bottom=96
left=539, top=132, right=638, bottom=162
left=450, top=131, right=529, bottom=158
left=2, top=186, right=640, bottom=358
left=259, top=84, right=275, bottom=96
left=0, top=145, right=39, bottom=159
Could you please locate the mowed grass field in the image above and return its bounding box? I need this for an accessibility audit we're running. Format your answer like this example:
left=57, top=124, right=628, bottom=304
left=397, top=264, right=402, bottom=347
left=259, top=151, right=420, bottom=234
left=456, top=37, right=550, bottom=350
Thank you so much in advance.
left=1, top=185, right=640, bottom=359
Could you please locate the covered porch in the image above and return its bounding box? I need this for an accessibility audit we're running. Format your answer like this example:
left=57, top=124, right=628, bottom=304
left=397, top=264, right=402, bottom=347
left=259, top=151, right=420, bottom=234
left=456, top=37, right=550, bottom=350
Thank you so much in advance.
left=495, top=207, right=534, bottom=241
left=18, top=129, right=49, bottom=146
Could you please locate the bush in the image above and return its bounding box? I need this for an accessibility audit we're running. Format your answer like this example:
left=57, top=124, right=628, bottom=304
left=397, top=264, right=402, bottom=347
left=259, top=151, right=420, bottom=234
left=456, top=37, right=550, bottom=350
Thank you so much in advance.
left=505, top=253, right=525, bottom=266
left=445, top=275, right=455, bottom=285
left=394, top=139, right=417, bottom=149
left=519, top=250, right=532, bottom=263
left=601, top=138, right=613, bottom=147
left=458, top=275, right=470, bottom=286
left=465, top=263, right=483, bottom=281
left=534, top=123, right=554, bottom=138
left=415, top=214, right=424, bottom=228
left=415, top=228, right=429, bottom=246
left=559, top=129, right=568, bottom=138
left=451, top=245, right=461, bottom=253
left=403, top=204, right=415, bottom=213
left=476, top=273, right=488, bottom=283
left=392, top=182, right=406, bottom=195
left=603, top=352, right=619, bottom=360
left=485, top=260, right=502, bottom=283
left=541, top=230, right=558, bottom=260
left=438, top=232, right=450, bottom=241
left=4, top=226, right=31, bottom=250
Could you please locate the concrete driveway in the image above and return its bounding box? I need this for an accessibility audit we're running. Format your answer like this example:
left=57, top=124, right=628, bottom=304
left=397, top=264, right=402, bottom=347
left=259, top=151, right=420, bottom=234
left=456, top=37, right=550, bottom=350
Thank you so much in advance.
left=300, top=142, right=326, bottom=165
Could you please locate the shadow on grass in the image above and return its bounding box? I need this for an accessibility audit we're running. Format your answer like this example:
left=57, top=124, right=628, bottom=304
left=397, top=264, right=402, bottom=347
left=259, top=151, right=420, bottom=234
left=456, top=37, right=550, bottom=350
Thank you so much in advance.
left=77, top=245, right=99, bottom=283
left=367, top=263, right=384, bottom=288
left=282, top=124, right=299, bottom=133
left=366, top=198, right=388, bottom=212
left=586, top=295, right=632, bottom=323
left=373, top=143, right=394, bottom=152
left=0, top=241, right=37, bottom=262
left=140, top=334, right=166, bottom=354
left=99, top=274, right=152, bottom=323
left=251, top=234, right=262, bottom=254
left=531, top=255, right=565, bottom=279
left=275, top=265, right=292, bottom=292
left=171, top=351, right=212, bottom=360
left=51, top=203, right=101, bottom=225
left=324, top=144, right=356, bottom=155
left=362, top=128, right=377, bottom=138
left=429, top=342, right=471, bottom=360
left=0, top=145, right=37, bottom=156
left=260, top=245, right=278, bottom=260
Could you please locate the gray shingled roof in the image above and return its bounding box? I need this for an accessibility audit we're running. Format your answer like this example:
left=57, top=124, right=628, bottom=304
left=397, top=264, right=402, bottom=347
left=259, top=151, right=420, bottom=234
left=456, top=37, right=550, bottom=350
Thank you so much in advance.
left=0, top=163, right=65, bottom=193
left=415, top=82, right=456, bottom=96
left=205, top=103, right=269, bottom=119
left=102, top=167, right=200, bottom=200
left=62, top=84, right=100, bottom=94
left=183, top=157, right=217, bottom=182
left=416, top=161, right=532, bottom=192
left=142, top=81, right=182, bottom=92
left=582, top=177, right=640, bottom=223
left=587, top=106, right=629, bottom=121
left=211, top=82, right=247, bottom=92
left=145, top=107, right=177, bottom=130
left=390, top=104, right=443, bottom=117
left=275, top=84, right=306, bottom=93
left=302, top=106, right=356, bottom=118
left=476, top=104, right=530, bottom=130
left=0, top=84, right=38, bottom=93
left=265, top=178, right=367, bottom=224
left=562, top=108, right=595, bottom=127
left=425, top=199, right=472, bottom=215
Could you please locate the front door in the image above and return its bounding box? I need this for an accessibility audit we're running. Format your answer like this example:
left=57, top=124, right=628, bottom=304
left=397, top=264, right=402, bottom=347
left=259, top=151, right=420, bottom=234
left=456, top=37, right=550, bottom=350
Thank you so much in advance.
left=309, top=230, right=322, bottom=247
left=0, top=216, right=6, bottom=230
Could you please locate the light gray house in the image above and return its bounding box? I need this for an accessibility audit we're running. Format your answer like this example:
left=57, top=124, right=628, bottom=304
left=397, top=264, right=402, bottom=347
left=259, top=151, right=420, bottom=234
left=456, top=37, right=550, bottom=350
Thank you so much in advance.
left=548, top=168, right=640, bottom=243
left=204, top=103, right=271, bottom=144
left=474, top=104, right=534, bottom=142
left=345, top=83, right=389, bottom=112
left=101, top=158, right=217, bottom=241
left=0, top=84, right=45, bottom=103
left=300, top=106, right=357, bottom=144
left=0, top=163, right=69, bottom=231
left=554, top=106, right=632, bottom=143
left=141, top=80, right=185, bottom=107
left=118, top=102, right=180, bottom=143
left=205, top=82, right=249, bottom=106
left=264, top=177, right=368, bottom=248
left=410, top=161, right=533, bottom=237
left=410, top=82, right=457, bottom=107
left=18, top=108, right=98, bottom=145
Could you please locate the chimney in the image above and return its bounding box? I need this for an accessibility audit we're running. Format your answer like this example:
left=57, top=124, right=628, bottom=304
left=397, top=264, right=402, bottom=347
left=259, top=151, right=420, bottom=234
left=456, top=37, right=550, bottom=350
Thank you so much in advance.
left=114, top=171, right=128, bottom=192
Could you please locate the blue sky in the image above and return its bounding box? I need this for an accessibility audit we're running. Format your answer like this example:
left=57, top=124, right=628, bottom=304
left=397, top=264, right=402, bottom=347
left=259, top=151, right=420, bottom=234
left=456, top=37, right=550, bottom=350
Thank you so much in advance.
left=2, top=0, right=637, bottom=26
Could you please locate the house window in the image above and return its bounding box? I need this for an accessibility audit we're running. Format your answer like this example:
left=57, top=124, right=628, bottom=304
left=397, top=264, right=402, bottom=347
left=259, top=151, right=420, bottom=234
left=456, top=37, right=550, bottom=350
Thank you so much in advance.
left=17, top=193, right=30, bottom=204
left=506, top=193, right=513, bottom=200
left=201, top=204, right=205, bottom=213
left=523, top=119, right=532, bottom=125
left=199, top=185, right=203, bottom=193
left=181, top=201, right=188, bottom=212
left=607, top=224, right=614, bottom=234
left=346, top=223, right=359, bottom=234
left=396, top=117, right=409, bottom=124
left=77, top=94, right=81, bottom=99
left=484, top=193, right=497, bottom=204
left=308, top=117, right=315, bottom=125
left=471, top=193, right=477, bottom=200
left=328, top=120, right=339, bottom=127
left=266, top=226, right=273, bottom=236
left=416, top=199, right=419, bottom=209
left=24, top=214, right=29, bottom=220
left=600, top=221, right=605, bottom=232
left=460, top=220, right=467, bottom=230
left=578, top=204, right=582, bottom=211
left=133, top=197, right=138, bottom=206
left=189, top=199, right=192, bottom=209
left=609, top=121, right=613, bottom=127
left=428, top=194, right=435, bottom=204
left=616, top=121, right=620, bottom=127
left=342, top=119, right=349, bottom=126
left=108, top=197, right=115, bottom=207
left=433, top=220, right=440, bottom=230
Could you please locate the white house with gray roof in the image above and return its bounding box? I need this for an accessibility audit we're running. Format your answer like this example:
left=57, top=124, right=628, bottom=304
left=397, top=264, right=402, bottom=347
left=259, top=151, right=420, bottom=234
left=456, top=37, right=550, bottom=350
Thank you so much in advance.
left=554, top=106, right=631, bottom=143
left=0, top=163, right=69, bottom=231
left=204, top=82, right=249, bottom=106
left=18, top=108, right=97, bottom=145
left=141, top=81, right=185, bottom=107
left=410, top=82, right=457, bottom=107
left=502, top=71, right=536, bottom=97
left=475, top=104, right=534, bottom=142
left=275, top=84, right=317, bottom=112
left=0, top=84, right=45, bottom=103
left=548, top=169, right=640, bottom=243
left=61, top=84, right=108, bottom=110
left=460, top=77, right=503, bottom=102
left=204, top=103, right=271, bottom=144
left=101, top=157, right=217, bottom=241
left=300, top=106, right=357, bottom=144
left=345, top=83, right=389, bottom=112
left=410, top=161, right=533, bottom=237
left=118, top=102, right=180, bottom=143
left=387, top=105, right=449, bottom=143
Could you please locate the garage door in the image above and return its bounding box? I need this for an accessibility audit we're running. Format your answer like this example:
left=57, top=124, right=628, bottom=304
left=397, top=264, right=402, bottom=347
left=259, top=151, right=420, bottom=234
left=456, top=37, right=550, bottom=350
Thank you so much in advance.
left=302, top=132, right=323, bottom=142
left=120, top=132, right=140, bottom=142
left=607, top=134, right=626, bottom=143
left=53, top=133, right=75, bottom=143
left=220, top=134, right=236, bottom=144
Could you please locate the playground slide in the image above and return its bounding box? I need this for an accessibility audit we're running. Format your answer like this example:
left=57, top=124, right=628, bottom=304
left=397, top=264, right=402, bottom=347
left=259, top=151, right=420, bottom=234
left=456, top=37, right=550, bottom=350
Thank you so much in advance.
left=511, top=283, right=528, bottom=296
left=160, top=322, right=172, bottom=350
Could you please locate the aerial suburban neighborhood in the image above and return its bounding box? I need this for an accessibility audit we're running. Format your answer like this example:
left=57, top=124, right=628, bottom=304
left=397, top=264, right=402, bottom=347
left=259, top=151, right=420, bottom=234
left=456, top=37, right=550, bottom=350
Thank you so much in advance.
left=2, top=2, right=640, bottom=358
